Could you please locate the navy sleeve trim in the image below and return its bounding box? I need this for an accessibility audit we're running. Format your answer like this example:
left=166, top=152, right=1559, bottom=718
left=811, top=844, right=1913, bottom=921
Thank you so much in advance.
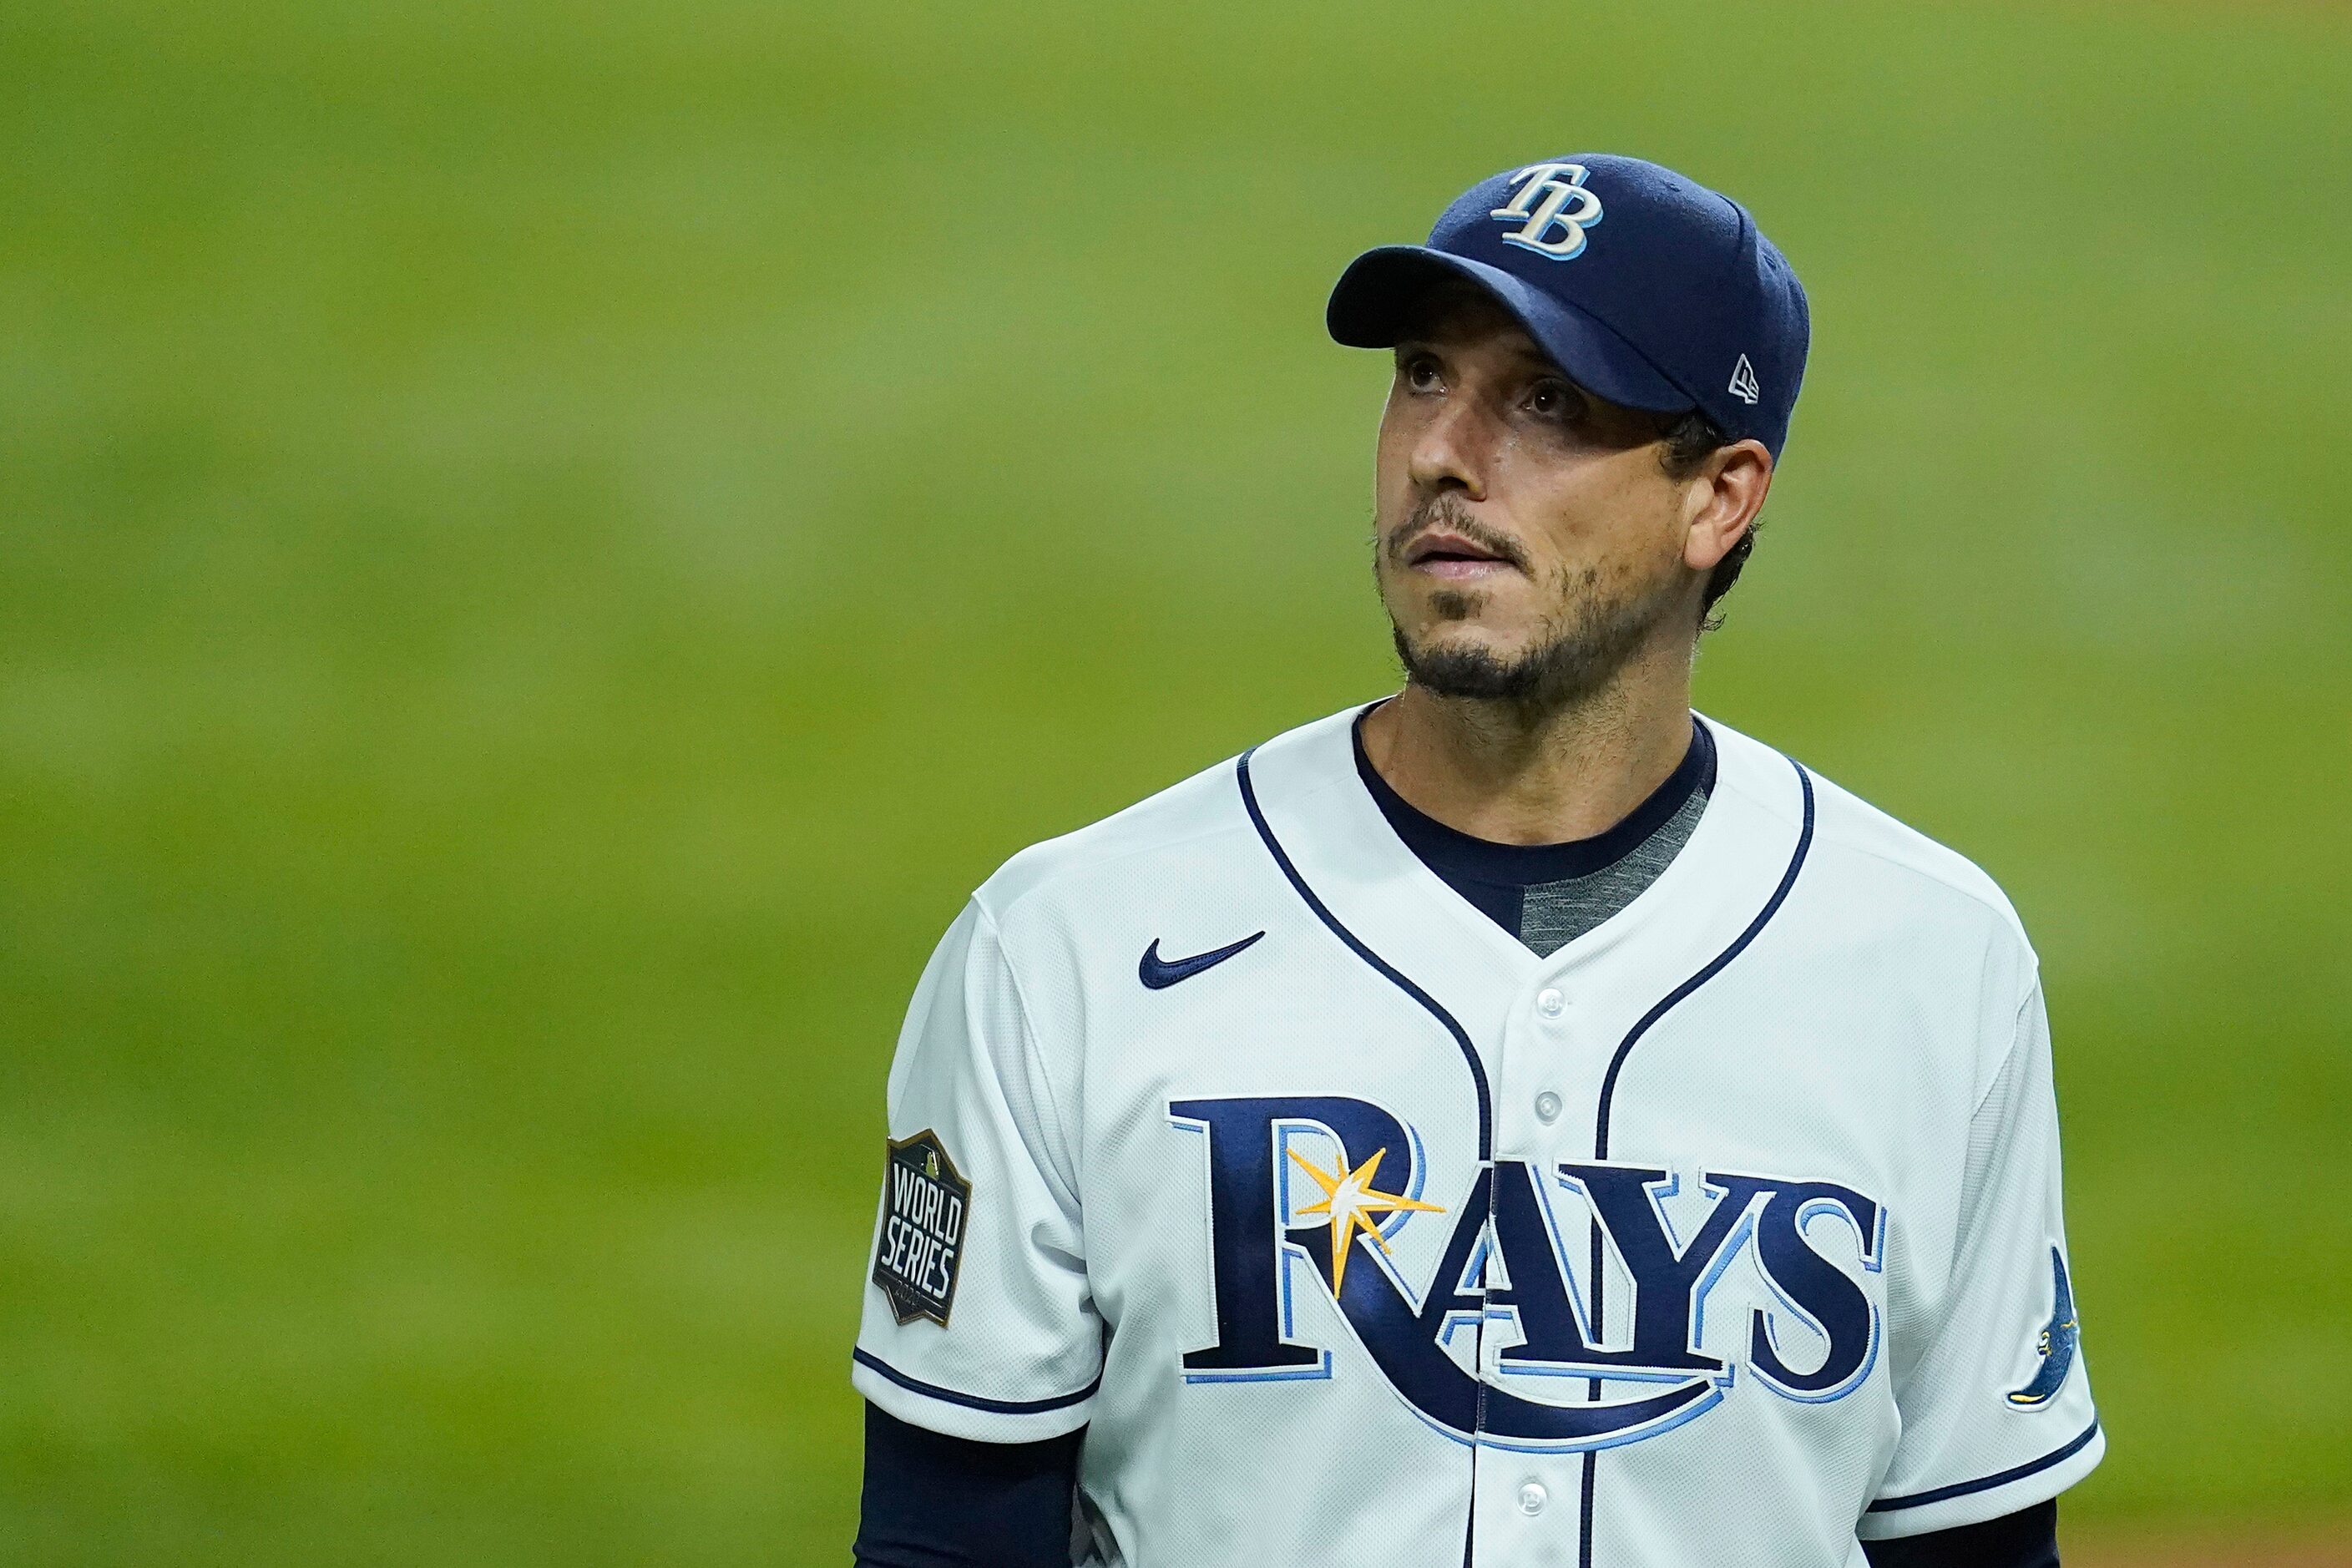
left=1866, top=1417, right=2102, bottom=1513
left=854, top=1348, right=1102, bottom=1415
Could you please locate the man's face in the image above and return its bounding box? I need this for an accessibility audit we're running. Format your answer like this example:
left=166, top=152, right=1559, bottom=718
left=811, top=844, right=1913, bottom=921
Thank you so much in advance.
left=1372, top=287, right=1709, bottom=709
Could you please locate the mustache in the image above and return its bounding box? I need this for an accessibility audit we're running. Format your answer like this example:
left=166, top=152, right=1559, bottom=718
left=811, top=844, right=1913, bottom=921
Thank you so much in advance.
left=1383, top=494, right=1530, bottom=571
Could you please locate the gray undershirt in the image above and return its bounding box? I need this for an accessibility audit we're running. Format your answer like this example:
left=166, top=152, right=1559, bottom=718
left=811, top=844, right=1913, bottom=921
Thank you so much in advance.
left=1514, top=782, right=1709, bottom=956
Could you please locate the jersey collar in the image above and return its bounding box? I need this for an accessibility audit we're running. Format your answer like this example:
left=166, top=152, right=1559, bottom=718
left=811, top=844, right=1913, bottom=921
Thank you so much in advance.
left=1239, top=700, right=1813, bottom=1052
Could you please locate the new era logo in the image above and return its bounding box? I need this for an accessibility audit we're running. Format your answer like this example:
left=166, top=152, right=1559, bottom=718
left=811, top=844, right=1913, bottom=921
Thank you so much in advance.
left=1727, top=354, right=1761, bottom=405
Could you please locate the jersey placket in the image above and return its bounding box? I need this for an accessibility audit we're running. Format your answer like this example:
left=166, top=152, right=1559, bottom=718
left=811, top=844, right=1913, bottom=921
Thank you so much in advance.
left=1470, top=958, right=1615, bottom=1567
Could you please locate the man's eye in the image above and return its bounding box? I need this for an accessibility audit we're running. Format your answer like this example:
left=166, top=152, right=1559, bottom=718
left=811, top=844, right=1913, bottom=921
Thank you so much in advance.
left=1402, top=355, right=1443, bottom=391
left=1526, top=382, right=1582, bottom=422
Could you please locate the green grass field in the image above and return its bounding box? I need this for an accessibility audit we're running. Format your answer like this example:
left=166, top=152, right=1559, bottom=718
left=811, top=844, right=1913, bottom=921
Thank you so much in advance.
left=4, top=0, right=2348, bottom=1560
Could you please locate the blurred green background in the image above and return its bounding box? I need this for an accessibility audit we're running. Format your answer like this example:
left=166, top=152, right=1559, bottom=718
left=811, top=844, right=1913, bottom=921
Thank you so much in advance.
left=4, top=0, right=2348, bottom=1561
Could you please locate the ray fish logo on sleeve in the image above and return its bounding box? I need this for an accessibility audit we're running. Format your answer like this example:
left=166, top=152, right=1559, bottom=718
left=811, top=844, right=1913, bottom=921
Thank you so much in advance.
left=873, top=1130, right=972, bottom=1326
left=2006, top=1247, right=2080, bottom=1408
left=1490, top=163, right=1606, bottom=260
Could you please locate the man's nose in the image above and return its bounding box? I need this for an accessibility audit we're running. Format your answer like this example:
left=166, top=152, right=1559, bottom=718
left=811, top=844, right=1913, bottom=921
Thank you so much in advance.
left=1407, top=395, right=1490, bottom=502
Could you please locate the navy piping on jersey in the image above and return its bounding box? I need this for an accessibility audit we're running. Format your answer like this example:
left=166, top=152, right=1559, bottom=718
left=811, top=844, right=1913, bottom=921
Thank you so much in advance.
left=1593, top=754, right=1817, bottom=1161
left=1866, top=1418, right=2103, bottom=1513
left=852, top=1348, right=1102, bottom=1416
left=1581, top=752, right=1817, bottom=1568
left=1235, top=744, right=1495, bottom=1159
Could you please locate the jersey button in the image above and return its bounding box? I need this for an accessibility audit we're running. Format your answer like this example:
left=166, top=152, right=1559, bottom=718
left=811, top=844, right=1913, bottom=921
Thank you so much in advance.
left=1534, top=1090, right=1562, bottom=1125
left=1517, top=1480, right=1548, bottom=1515
left=1535, top=988, right=1565, bottom=1018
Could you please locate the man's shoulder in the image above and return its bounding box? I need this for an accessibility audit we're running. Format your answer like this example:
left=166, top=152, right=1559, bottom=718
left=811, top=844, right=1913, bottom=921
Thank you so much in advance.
left=1706, top=715, right=2036, bottom=967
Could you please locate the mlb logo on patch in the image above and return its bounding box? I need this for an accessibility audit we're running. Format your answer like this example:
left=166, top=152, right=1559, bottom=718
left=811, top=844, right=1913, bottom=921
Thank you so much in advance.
left=873, top=1130, right=972, bottom=1326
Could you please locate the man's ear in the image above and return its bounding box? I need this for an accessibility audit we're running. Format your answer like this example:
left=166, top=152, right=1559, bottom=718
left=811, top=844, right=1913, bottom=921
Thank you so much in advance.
left=1682, top=440, right=1773, bottom=572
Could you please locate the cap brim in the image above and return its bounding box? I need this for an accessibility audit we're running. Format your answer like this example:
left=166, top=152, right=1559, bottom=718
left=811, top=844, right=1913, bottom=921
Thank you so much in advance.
left=1326, top=245, right=1693, bottom=417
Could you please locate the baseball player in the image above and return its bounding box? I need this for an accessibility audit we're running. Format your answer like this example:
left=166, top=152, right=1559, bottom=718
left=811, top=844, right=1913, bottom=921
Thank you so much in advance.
left=850, top=154, right=2099, bottom=1568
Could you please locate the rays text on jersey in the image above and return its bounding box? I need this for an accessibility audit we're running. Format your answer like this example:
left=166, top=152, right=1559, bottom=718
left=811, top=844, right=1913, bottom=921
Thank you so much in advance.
left=1170, top=1095, right=1887, bottom=1451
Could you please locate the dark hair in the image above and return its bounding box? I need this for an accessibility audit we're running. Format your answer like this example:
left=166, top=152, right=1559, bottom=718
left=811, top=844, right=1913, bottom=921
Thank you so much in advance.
left=1657, top=408, right=1754, bottom=631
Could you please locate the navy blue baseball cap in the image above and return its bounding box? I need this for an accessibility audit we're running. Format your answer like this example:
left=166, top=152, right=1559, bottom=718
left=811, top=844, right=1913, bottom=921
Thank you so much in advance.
left=1328, top=155, right=1810, bottom=458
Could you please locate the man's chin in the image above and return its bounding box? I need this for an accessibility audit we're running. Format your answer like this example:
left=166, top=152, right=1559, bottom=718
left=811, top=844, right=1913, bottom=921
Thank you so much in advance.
left=1390, top=629, right=1553, bottom=703
left=1389, top=601, right=1661, bottom=711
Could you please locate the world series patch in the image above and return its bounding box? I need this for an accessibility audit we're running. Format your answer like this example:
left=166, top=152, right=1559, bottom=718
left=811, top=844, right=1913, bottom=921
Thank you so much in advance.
left=873, top=1130, right=970, bottom=1327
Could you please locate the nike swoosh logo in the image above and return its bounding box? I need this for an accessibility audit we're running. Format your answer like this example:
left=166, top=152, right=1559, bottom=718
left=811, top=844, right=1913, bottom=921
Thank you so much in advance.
left=1138, top=931, right=1266, bottom=990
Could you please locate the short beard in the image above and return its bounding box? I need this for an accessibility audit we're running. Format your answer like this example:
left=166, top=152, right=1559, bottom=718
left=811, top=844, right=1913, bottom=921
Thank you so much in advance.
left=1380, top=501, right=1679, bottom=715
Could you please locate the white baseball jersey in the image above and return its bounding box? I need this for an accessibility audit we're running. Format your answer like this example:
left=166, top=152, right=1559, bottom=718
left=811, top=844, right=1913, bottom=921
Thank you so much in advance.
left=854, top=702, right=2102, bottom=1567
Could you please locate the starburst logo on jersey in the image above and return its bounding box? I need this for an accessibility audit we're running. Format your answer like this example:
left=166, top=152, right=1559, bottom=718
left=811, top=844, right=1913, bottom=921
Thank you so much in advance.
left=1286, top=1144, right=1446, bottom=1299
left=873, top=1130, right=971, bottom=1327
left=1170, top=1095, right=1887, bottom=1451
left=1490, top=163, right=1605, bottom=260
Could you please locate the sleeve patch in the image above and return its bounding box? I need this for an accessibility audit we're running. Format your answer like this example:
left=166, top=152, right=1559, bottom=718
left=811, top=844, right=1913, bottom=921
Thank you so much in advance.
left=873, top=1130, right=972, bottom=1327
left=2006, top=1246, right=2080, bottom=1409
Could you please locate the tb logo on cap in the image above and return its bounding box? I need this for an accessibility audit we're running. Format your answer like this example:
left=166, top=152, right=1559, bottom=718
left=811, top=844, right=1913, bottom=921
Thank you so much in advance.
left=1490, top=163, right=1605, bottom=260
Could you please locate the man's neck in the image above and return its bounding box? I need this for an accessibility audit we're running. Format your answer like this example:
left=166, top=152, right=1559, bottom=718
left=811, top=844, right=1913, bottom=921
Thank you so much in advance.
left=1357, top=650, right=1696, bottom=847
